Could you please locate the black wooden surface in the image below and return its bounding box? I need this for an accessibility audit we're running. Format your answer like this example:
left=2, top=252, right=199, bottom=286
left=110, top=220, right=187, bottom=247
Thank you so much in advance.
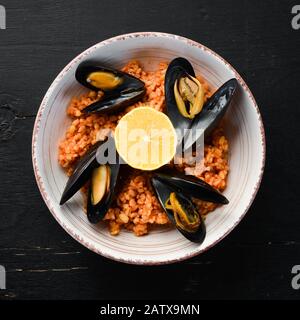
left=0, top=0, right=299, bottom=300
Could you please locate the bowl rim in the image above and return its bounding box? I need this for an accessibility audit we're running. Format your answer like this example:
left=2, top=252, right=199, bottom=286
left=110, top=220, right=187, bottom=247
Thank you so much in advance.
left=32, top=31, right=266, bottom=265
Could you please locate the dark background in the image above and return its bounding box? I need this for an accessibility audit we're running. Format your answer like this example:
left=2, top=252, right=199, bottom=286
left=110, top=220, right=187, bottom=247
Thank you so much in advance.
left=0, top=0, right=299, bottom=300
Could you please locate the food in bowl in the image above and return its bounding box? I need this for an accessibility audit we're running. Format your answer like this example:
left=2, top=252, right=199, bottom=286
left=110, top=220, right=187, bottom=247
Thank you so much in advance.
left=58, top=57, right=237, bottom=243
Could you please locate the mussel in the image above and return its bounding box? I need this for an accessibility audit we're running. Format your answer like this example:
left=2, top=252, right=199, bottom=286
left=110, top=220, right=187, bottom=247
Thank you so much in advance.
left=60, top=141, right=102, bottom=205
left=154, top=170, right=229, bottom=204
left=151, top=167, right=230, bottom=242
left=165, top=58, right=238, bottom=149
left=174, top=75, right=204, bottom=118
left=151, top=177, right=206, bottom=243
left=165, top=57, right=205, bottom=144
left=183, top=78, right=238, bottom=152
left=87, top=162, right=120, bottom=224
left=75, top=61, right=145, bottom=114
left=60, top=138, right=121, bottom=224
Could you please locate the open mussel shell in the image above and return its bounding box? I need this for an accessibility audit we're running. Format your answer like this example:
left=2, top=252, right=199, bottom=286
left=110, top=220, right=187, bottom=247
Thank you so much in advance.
left=82, top=87, right=145, bottom=114
left=75, top=61, right=146, bottom=114
left=151, top=177, right=206, bottom=243
left=87, top=162, right=120, bottom=224
left=75, top=61, right=145, bottom=94
left=154, top=170, right=229, bottom=204
left=164, top=57, right=197, bottom=144
left=183, top=78, right=238, bottom=152
left=60, top=141, right=102, bottom=205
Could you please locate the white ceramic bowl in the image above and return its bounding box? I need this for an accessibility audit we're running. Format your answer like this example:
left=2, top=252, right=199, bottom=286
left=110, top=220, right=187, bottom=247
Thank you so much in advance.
left=32, top=32, right=265, bottom=265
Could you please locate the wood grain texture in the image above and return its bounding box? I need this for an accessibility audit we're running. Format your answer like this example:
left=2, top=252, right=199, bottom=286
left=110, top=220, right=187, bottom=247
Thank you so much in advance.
left=0, top=0, right=300, bottom=300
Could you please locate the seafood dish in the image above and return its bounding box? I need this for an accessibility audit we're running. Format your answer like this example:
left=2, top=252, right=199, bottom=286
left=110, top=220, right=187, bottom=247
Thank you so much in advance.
left=59, top=57, right=237, bottom=243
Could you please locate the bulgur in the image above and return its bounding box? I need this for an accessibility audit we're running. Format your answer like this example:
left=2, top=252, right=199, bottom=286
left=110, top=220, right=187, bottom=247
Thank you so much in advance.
left=58, top=61, right=229, bottom=236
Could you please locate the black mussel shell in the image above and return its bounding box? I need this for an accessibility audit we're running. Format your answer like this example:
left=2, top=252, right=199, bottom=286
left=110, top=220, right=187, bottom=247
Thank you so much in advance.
left=151, top=178, right=176, bottom=224
left=75, top=61, right=145, bottom=94
left=165, top=57, right=196, bottom=144
left=154, top=170, right=229, bottom=204
left=183, top=78, right=238, bottom=152
left=82, top=87, right=145, bottom=114
left=151, top=177, right=206, bottom=243
left=87, top=162, right=120, bottom=224
left=60, top=141, right=102, bottom=205
left=168, top=57, right=195, bottom=77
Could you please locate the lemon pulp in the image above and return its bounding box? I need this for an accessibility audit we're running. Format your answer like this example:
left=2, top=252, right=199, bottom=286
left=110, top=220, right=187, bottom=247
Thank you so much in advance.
left=114, top=106, right=177, bottom=170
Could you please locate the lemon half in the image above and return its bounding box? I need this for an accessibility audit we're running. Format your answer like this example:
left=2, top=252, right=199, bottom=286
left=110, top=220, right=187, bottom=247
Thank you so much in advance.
left=114, top=106, right=177, bottom=170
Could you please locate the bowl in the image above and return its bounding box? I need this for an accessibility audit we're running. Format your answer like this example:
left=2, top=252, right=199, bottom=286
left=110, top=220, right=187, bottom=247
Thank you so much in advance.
left=32, top=32, right=265, bottom=265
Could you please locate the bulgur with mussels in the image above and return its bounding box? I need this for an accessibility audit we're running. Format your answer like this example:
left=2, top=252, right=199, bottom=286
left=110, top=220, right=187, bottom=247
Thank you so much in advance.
left=59, top=61, right=229, bottom=236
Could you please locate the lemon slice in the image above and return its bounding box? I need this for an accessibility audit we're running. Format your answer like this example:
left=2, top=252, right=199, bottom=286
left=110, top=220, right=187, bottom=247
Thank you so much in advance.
left=114, top=106, right=177, bottom=170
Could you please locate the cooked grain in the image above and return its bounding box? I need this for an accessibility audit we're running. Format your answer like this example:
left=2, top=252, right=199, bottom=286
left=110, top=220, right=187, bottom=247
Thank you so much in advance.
left=58, top=61, right=229, bottom=236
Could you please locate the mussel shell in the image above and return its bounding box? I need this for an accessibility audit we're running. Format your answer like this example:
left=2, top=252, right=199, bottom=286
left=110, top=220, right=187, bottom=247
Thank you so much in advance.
left=183, top=78, right=238, bottom=152
left=60, top=141, right=102, bottom=205
left=82, top=87, right=145, bottom=114
left=151, top=177, right=206, bottom=243
left=75, top=61, right=145, bottom=94
left=87, top=162, right=120, bottom=224
left=154, top=170, right=229, bottom=204
left=164, top=57, right=196, bottom=144
left=168, top=57, right=195, bottom=77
